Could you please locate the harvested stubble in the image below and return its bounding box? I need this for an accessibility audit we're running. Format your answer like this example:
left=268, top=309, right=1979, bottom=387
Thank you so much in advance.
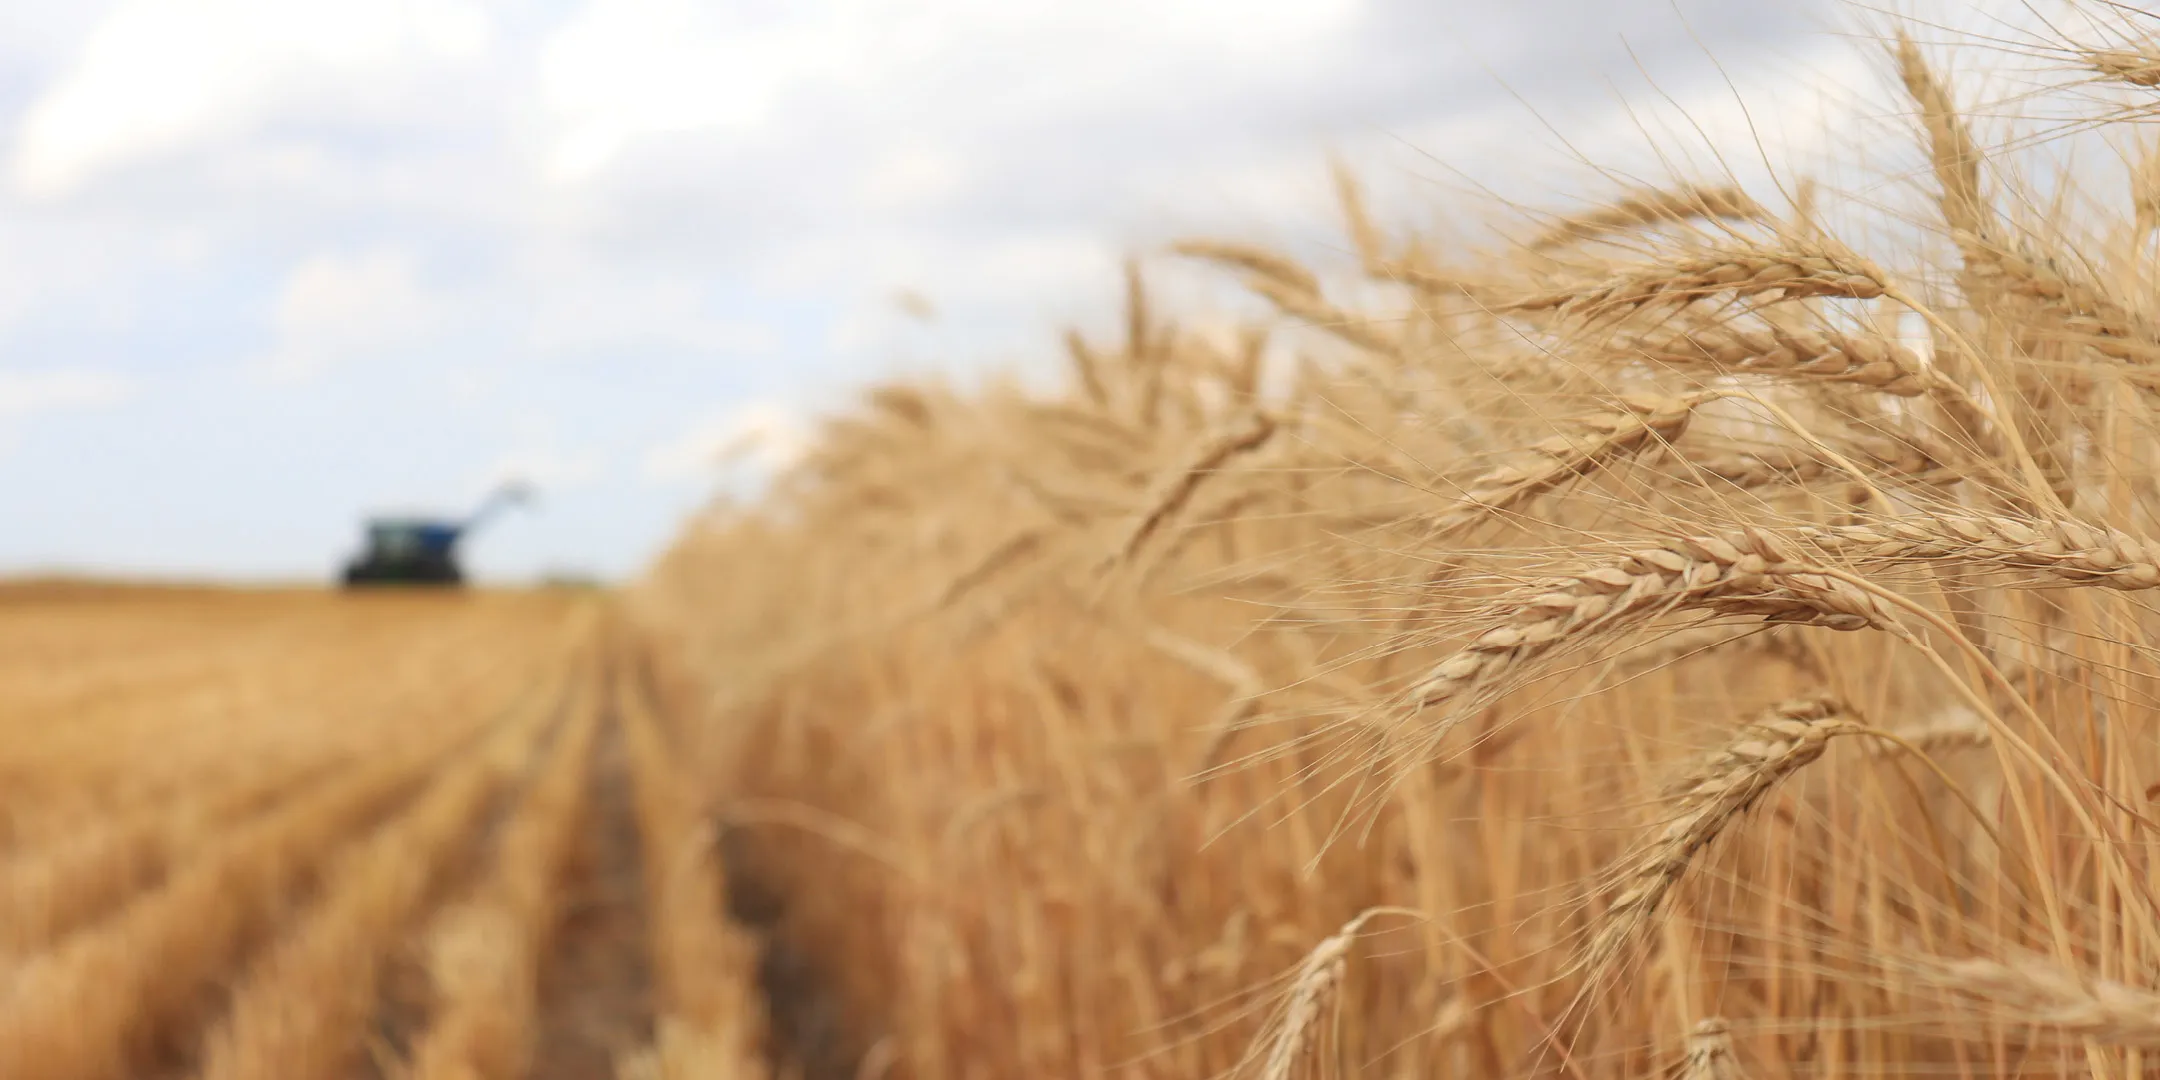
left=0, top=590, right=549, bottom=850
left=0, top=690, right=503, bottom=1080
left=0, top=619, right=557, bottom=967
left=632, top=16, right=2160, bottom=1080
left=0, top=588, right=590, bottom=1080
left=407, top=644, right=607, bottom=1080
left=615, top=632, right=770, bottom=1080
left=192, top=675, right=559, bottom=1080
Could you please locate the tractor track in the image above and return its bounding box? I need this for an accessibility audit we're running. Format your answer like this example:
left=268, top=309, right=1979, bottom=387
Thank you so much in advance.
left=360, top=675, right=588, bottom=1079
left=530, top=651, right=657, bottom=1079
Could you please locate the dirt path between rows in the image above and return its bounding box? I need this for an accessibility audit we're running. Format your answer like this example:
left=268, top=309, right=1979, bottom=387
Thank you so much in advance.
left=532, top=670, right=655, bottom=1079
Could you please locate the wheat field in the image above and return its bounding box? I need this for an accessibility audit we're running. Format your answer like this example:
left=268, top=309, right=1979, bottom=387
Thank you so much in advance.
left=0, top=583, right=766, bottom=1080
left=629, top=19, right=2160, bottom=1080
left=17, top=15, right=2160, bottom=1080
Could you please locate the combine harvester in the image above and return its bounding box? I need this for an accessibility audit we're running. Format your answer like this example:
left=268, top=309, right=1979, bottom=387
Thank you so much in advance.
left=340, top=481, right=533, bottom=587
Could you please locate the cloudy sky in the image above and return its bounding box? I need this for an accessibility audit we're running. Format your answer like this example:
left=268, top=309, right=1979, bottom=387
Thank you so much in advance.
left=0, top=0, right=1888, bottom=582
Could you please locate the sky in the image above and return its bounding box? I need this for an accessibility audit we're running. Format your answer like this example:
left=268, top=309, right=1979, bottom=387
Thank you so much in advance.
left=0, top=0, right=1895, bottom=583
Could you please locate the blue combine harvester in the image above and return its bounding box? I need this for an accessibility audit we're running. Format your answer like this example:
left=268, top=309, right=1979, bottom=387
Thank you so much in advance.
left=340, top=482, right=533, bottom=587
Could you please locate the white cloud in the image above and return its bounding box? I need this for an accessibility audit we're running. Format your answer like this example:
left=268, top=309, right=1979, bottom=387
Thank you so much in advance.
left=857, top=145, right=969, bottom=212
left=0, top=369, right=138, bottom=417
left=259, top=248, right=437, bottom=380
left=521, top=276, right=778, bottom=357
left=536, top=0, right=1362, bottom=184
left=14, top=0, right=491, bottom=197
left=643, top=401, right=809, bottom=484
left=537, top=0, right=863, bottom=183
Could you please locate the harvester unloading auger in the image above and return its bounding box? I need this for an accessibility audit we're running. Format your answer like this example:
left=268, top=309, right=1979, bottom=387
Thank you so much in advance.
left=340, top=481, right=534, bottom=587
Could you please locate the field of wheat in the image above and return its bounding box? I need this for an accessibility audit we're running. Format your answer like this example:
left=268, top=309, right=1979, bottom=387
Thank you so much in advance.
left=625, top=21, right=2160, bottom=1080
left=0, top=583, right=767, bottom=1079
left=16, top=16, right=2160, bottom=1080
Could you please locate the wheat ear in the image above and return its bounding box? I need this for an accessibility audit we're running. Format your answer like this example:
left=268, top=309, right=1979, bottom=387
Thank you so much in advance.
left=1171, top=240, right=1320, bottom=297
left=1243, top=909, right=1387, bottom=1080
left=1112, top=411, right=1277, bottom=565
left=1062, top=329, right=1112, bottom=409
left=1430, top=393, right=1699, bottom=537
left=1330, top=159, right=1388, bottom=274
left=1582, top=696, right=1861, bottom=980
left=1400, top=530, right=1896, bottom=727
left=1796, top=513, right=2160, bottom=589
left=1683, top=1018, right=1747, bottom=1080
left=1684, top=432, right=1952, bottom=491
left=1529, top=183, right=1763, bottom=250
left=1610, top=320, right=1939, bottom=395
left=1896, top=33, right=1988, bottom=238
left=2089, top=47, right=2160, bottom=89
left=1899, top=35, right=2160, bottom=362
left=1918, top=955, right=2160, bottom=1047
left=1868, top=706, right=1990, bottom=757
left=1508, top=249, right=1884, bottom=318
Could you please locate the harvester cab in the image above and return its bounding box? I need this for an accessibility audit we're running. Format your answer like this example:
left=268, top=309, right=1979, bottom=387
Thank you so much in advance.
left=340, top=481, right=534, bottom=587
